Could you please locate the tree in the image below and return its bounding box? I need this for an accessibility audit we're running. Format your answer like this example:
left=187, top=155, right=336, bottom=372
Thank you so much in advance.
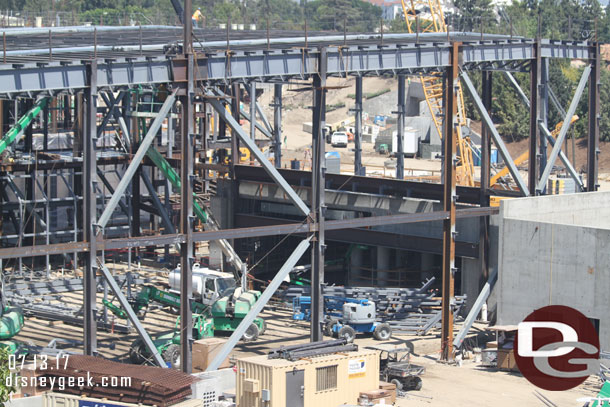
left=305, top=0, right=381, bottom=32
left=452, top=0, right=494, bottom=32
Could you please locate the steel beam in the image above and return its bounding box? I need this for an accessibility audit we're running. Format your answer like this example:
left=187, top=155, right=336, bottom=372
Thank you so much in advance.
left=310, top=48, right=327, bottom=342
left=250, top=82, right=256, bottom=141
left=181, top=0, right=195, bottom=373
left=503, top=71, right=584, bottom=191
left=461, top=71, right=529, bottom=196
left=97, top=89, right=177, bottom=231
left=587, top=43, right=600, bottom=192
left=206, top=237, right=311, bottom=371
left=540, top=58, right=549, bottom=181
left=98, top=261, right=165, bottom=367
left=396, top=75, right=406, bottom=179
left=441, top=43, right=459, bottom=361
left=273, top=84, right=282, bottom=168
left=141, top=170, right=176, bottom=237
left=83, top=62, right=98, bottom=356
left=255, top=100, right=273, bottom=136
left=537, top=65, right=590, bottom=192
left=0, top=206, right=497, bottom=259
left=353, top=76, right=363, bottom=175
left=453, top=268, right=497, bottom=350
left=480, top=70, right=491, bottom=282
left=529, top=43, right=541, bottom=194
left=240, top=108, right=272, bottom=139
left=207, top=92, right=310, bottom=216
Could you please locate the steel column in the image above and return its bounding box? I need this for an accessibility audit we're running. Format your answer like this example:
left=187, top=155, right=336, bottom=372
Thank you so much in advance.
left=250, top=82, right=256, bottom=142
left=537, top=65, right=591, bottom=192
left=273, top=84, right=282, bottom=168
left=396, top=75, right=406, bottom=179
left=441, top=43, right=458, bottom=361
left=83, top=62, right=98, bottom=355
left=529, top=44, right=541, bottom=194
left=479, top=71, right=491, bottom=282
left=353, top=75, right=363, bottom=175
left=540, top=58, right=549, bottom=181
left=206, top=238, right=311, bottom=371
left=587, top=43, right=600, bottom=192
left=231, top=84, right=241, bottom=174
left=310, top=47, right=327, bottom=342
left=180, top=0, right=194, bottom=374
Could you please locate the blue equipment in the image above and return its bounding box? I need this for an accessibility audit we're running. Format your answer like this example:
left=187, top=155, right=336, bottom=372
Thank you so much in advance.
left=292, top=296, right=392, bottom=343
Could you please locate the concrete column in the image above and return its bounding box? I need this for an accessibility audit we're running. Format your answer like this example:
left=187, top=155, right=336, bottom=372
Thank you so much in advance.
left=349, top=245, right=364, bottom=285
left=376, top=246, right=391, bottom=287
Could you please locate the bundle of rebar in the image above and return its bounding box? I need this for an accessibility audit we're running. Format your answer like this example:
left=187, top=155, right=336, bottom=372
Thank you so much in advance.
left=269, top=338, right=358, bottom=361
left=35, top=355, right=197, bottom=407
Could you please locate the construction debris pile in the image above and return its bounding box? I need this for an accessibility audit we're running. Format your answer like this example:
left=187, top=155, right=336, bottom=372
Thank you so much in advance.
left=35, top=355, right=197, bottom=407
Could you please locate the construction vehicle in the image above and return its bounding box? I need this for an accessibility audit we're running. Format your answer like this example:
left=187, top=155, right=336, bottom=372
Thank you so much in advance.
left=0, top=305, right=25, bottom=355
left=104, top=285, right=265, bottom=367
left=370, top=346, right=425, bottom=391
left=323, top=298, right=392, bottom=343
left=168, top=263, right=236, bottom=305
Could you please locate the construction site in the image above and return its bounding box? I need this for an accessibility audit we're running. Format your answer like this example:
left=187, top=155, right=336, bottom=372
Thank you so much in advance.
left=0, top=0, right=608, bottom=406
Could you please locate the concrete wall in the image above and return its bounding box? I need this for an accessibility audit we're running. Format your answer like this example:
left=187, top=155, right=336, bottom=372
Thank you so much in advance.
left=497, top=192, right=610, bottom=350
left=500, top=190, right=610, bottom=229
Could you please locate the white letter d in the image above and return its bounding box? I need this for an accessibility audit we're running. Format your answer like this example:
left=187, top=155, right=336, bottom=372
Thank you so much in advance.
left=518, top=322, right=577, bottom=357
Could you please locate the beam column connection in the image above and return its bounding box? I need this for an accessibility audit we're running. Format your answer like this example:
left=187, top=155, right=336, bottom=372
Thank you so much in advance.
left=83, top=61, right=98, bottom=355
left=587, top=42, right=600, bottom=192
left=353, top=75, right=363, bottom=175
left=273, top=84, right=282, bottom=168
left=441, top=43, right=459, bottom=361
left=310, top=47, right=327, bottom=342
left=180, top=0, right=194, bottom=374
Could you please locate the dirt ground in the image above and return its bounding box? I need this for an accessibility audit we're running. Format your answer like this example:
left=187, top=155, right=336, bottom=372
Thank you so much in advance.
left=9, top=264, right=604, bottom=406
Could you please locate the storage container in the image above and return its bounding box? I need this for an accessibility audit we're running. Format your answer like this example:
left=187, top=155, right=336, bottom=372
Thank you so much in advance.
left=236, top=349, right=379, bottom=407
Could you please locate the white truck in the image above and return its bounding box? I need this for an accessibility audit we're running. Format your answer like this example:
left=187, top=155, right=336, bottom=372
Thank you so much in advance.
left=169, top=263, right=236, bottom=305
left=331, top=131, right=348, bottom=147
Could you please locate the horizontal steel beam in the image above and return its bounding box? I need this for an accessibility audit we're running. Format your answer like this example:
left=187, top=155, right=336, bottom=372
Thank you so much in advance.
left=0, top=207, right=496, bottom=259
left=0, top=39, right=592, bottom=96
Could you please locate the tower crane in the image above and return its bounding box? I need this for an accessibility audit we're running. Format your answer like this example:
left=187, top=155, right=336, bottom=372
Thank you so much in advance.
left=400, top=0, right=475, bottom=186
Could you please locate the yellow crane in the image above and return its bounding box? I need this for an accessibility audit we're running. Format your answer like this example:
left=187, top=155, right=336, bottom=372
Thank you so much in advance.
left=400, top=0, right=474, bottom=186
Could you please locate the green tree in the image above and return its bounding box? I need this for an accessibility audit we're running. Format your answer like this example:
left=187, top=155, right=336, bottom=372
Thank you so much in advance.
left=305, top=0, right=381, bottom=32
left=451, top=0, right=494, bottom=32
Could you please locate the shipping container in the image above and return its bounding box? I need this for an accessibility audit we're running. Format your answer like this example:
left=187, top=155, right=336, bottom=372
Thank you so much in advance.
left=236, top=350, right=379, bottom=407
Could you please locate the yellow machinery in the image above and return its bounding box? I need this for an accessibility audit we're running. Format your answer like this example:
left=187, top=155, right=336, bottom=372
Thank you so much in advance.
left=489, top=116, right=578, bottom=187
left=400, top=0, right=474, bottom=186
